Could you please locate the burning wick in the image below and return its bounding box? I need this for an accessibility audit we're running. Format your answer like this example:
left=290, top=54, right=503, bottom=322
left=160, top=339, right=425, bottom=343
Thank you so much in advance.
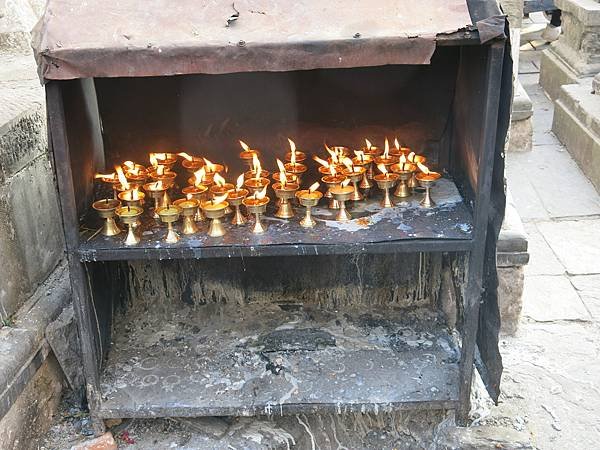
left=178, top=152, right=193, bottom=161
left=378, top=163, right=389, bottom=179
left=394, top=137, right=400, bottom=151
left=355, top=150, right=365, bottom=163
left=204, top=158, right=217, bottom=173
left=236, top=173, right=244, bottom=192
left=276, top=158, right=288, bottom=188
left=115, top=165, right=129, bottom=190
left=313, top=155, right=330, bottom=169
left=383, top=138, right=390, bottom=159
left=365, top=138, right=373, bottom=150
left=288, top=138, right=297, bottom=165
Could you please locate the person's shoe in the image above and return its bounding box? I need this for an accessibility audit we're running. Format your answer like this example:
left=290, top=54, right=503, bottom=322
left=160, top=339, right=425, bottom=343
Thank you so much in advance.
left=541, top=25, right=561, bottom=42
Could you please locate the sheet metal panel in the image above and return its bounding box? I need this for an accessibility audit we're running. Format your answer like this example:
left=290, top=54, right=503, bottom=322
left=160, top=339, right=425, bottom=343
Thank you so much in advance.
left=33, top=0, right=472, bottom=80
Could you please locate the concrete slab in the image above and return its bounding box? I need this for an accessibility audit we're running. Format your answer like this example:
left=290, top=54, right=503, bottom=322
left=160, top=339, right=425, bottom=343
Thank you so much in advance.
left=570, top=274, right=600, bottom=319
left=537, top=219, right=600, bottom=274
left=523, top=223, right=565, bottom=276
left=522, top=275, right=591, bottom=322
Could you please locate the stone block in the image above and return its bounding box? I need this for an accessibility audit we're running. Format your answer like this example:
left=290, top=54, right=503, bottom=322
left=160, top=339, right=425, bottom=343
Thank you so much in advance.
left=0, top=154, right=65, bottom=319
left=508, top=117, right=533, bottom=152
left=522, top=274, right=591, bottom=322
left=46, top=305, right=84, bottom=392
left=539, top=47, right=582, bottom=101
left=0, top=355, right=63, bottom=450
left=553, top=79, right=600, bottom=194
left=539, top=0, right=600, bottom=100
left=0, top=0, right=43, bottom=54
left=498, top=267, right=525, bottom=335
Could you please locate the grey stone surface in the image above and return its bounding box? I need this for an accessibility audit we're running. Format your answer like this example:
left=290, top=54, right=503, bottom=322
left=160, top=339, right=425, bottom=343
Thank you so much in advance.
left=523, top=223, right=566, bottom=276
left=507, top=116, right=533, bottom=152
left=0, top=154, right=65, bottom=319
left=570, top=274, right=600, bottom=319
left=46, top=305, right=84, bottom=392
left=553, top=78, right=600, bottom=194
left=497, top=267, right=525, bottom=335
left=539, top=0, right=600, bottom=100
left=521, top=274, right=591, bottom=322
left=0, top=0, right=43, bottom=54
left=434, top=424, right=534, bottom=449
left=0, top=355, right=64, bottom=450
left=537, top=219, right=600, bottom=274
left=0, top=263, right=69, bottom=410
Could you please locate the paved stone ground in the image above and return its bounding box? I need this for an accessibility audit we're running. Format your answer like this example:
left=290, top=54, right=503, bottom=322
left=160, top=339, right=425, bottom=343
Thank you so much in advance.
left=482, top=32, right=600, bottom=449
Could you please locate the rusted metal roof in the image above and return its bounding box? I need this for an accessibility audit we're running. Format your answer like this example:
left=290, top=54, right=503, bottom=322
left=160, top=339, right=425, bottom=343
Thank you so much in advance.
left=33, top=0, right=474, bottom=81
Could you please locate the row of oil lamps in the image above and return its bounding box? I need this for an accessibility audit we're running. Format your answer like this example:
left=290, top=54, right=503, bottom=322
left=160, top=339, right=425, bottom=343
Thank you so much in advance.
left=92, top=138, right=441, bottom=245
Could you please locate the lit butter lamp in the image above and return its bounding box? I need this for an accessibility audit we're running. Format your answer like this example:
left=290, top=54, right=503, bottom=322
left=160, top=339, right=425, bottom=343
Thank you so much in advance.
left=123, top=161, right=148, bottom=187
left=296, top=182, right=323, bottom=228
left=112, top=165, right=133, bottom=199
left=285, top=138, right=306, bottom=164
left=342, top=157, right=366, bottom=201
left=179, top=152, right=204, bottom=173
left=284, top=144, right=307, bottom=185
left=143, top=180, right=169, bottom=219
left=352, top=150, right=374, bottom=190
left=243, top=187, right=270, bottom=234
left=92, top=198, right=121, bottom=236
left=156, top=204, right=182, bottom=244
left=374, top=138, right=398, bottom=170
left=182, top=184, right=208, bottom=222
left=228, top=174, right=249, bottom=225
left=173, top=198, right=200, bottom=235
left=390, top=137, right=411, bottom=158
left=210, top=173, right=235, bottom=214
left=407, top=152, right=427, bottom=189
left=203, top=158, right=225, bottom=180
left=244, top=155, right=270, bottom=195
left=244, top=153, right=270, bottom=180
left=321, top=165, right=346, bottom=209
left=363, top=138, right=382, bottom=180
left=374, top=163, right=400, bottom=208
left=116, top=205, right=143, bottom=246
left=239, top=140, right=261, bottom=170
left=94, top=171, right=119, bottom=199
left=150, top=152, right=178, bottom=169
left=118, top=187, right=145, bottom=208
left=272, top=159, right=299, bottom=219
left=188, top=167, right=214, bottom=189
left=390, top=155, right=417, bottom=198
left=330, top=179, right=355, bottom=222
left=415, top=162, right=442, bottom=208
left=201, top=194, right=229, bottom=237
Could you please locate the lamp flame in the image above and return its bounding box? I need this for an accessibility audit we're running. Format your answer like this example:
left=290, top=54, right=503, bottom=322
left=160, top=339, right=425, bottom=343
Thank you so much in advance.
left=236, top=173, right=244, bottom=190
left=288, top=138, right=297, bottom=165
left=417, top=162, right=430, bottom=174
left=326, top=146, right=339, bottom=164
left=354, top=150, right=365, bottom=162
left=407, top=151, right=416, bottom=162
left=377, top=163, right=388, bottom=175
left=309, top=182, right=320, bottom=193
left=123, top=161, right=135, bottom=170
left=253, top=154, right=262, bottom=180
left=365, top=138, right=373, bottom=150
left=383, top=138, right=390, bottom=159
left=115, top=165, right=129, bottom=189
left=329, top=165, right=337, bottom=176
left=149, top=153, right=158, bottom=167
left=203, top=158, right=216, bottom=173
left=187, top=193, right=193, bottom=200
left=178, top=152, right=193, bottom=161
left=394, top=137, right=400, bottom=150
left=150, top=180, right=164, bottom=190
left=400, top=154, right=407, bottom=164
left=255, top=187, right=267, bottom=200
left=131, top=188, right=139, bottom=201
left=239, top=140, right=250, bottom=151
left=313, top=155, right=330, bottom=168
left=213, top=173, right=226, bottom=187
left=157, top=165, right=165, bottom=176
left=95, top=172, right=115, bottom=180
left=212, top=193, right=229, bottom=204
left=276, top=158, right=288, bottom=187
left=342, top=157, right=354, bottom=172
left=341, top=179, right=351, bottom=187
left=193, top=167, right=206, bottom=185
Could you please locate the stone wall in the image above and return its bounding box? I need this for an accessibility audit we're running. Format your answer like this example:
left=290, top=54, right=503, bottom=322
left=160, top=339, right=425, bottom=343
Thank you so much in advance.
left=0, top=0, right=71, bottom=447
